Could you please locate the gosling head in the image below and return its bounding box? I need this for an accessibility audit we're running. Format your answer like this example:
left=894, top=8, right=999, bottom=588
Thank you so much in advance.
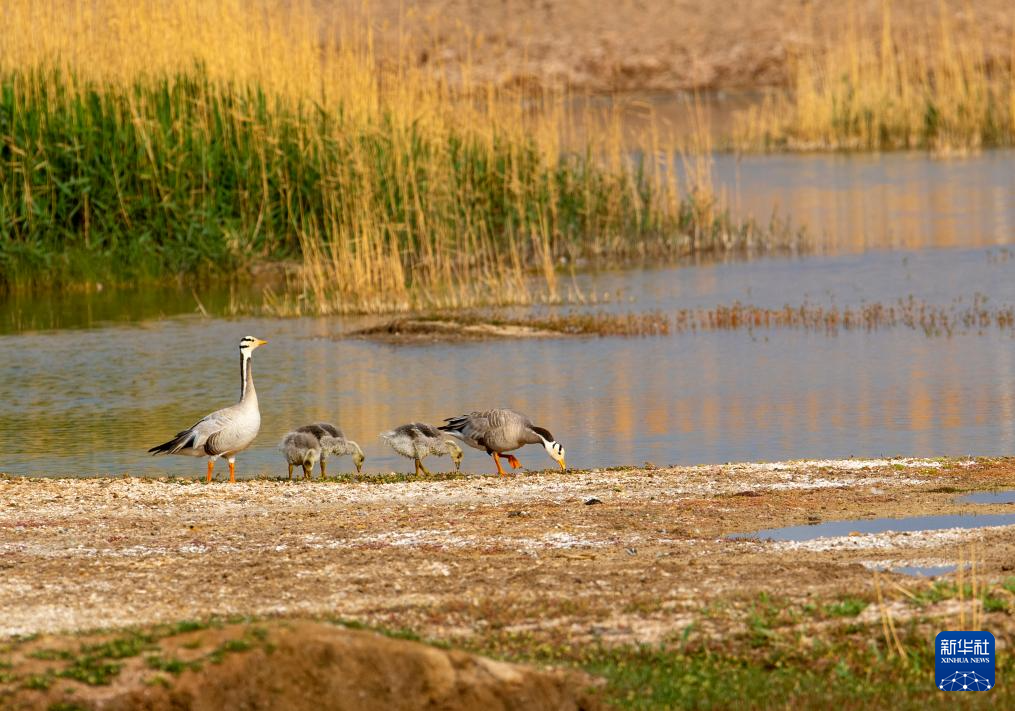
left=445, top=440, right=464, bottom=473
left=352, top=443, right=365, bottom=474
left=532, top=426, right=567, bottom=471
left=239, top=336, right=268, bottom=354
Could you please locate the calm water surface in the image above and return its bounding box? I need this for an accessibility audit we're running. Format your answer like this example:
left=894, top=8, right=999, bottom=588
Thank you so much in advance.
left=2, top=152, right=1015, bottom=477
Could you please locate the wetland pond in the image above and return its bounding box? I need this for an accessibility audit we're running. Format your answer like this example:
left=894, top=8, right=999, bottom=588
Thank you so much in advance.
left=2, top=151, right=1015, bottom=477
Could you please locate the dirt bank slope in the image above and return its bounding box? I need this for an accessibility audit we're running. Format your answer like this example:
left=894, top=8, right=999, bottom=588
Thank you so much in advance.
left=0, top=620, right=600, bottom=710
left=349, top=0, right=1015, bottom=91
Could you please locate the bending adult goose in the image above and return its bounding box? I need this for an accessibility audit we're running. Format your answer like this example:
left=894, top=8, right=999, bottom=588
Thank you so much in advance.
left=279, top=431, right=321, bottom=481
left=380, top=422, right=464, bottom=476
left=295, top=422, right=364, bottom=477
left=439, top=408, right=566, bottom=476
left=148, top=336, right=267, bottom=483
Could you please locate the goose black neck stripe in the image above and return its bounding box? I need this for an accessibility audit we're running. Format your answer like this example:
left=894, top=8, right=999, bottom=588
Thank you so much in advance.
left=531, top=426, right=554, bottom=441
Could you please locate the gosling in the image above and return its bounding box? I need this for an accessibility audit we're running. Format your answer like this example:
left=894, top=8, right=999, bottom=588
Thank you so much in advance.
left=295, top=422, right=365, bottom=477
left=380, top=422, right=464, bottom=476
left=279, top=431, right=321, bottom=481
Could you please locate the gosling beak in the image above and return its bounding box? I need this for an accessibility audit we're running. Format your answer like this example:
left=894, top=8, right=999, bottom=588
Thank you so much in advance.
left=454, top=460, right=461, bottom=473
left=559, top=458, right=567, bottom=471
left=355, top=462, right=363, bottom=474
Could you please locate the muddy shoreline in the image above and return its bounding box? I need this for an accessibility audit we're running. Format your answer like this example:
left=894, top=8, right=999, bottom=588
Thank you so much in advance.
left=2, top=458, right=1014, bottom=644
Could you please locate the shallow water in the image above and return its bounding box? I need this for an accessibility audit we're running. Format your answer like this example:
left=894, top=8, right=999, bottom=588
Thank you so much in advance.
left=956, top=490, right=1015, bottom=505
left=731, top=514, right=1015, bottom=543
left=889, top=565, right=958, bottom=578
left=2, top=150, right=1015, bottom=477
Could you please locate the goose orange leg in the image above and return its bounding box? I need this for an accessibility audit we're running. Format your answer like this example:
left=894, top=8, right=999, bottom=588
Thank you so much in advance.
left=228, top=459, right=236, bottom=484
left=505, top=454, right=522, bottom=469
left=206, top=460, right=214, bottom=483
left=491, top=452, right=507, bottom=476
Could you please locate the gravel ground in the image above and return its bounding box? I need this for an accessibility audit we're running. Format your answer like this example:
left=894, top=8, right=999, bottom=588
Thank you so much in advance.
left=2, top=457, right=1014, bottom=646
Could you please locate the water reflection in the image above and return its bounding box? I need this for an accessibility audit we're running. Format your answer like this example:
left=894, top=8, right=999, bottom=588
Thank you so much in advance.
left=3, top=149, right=1015, bottom=475
left=3, top=317, right=1015, bottom=476
left=715, top=151, right=1015, bottom=252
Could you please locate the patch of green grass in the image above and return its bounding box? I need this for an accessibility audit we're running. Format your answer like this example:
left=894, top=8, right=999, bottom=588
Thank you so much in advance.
left=57, top=656, right=122, bottom=686
left=28, top=648, right=74, bottom=661
left=514, top=634, right=1013, bottom=710
left=82, top=633, right=155, bottom=659
left=207, top=638, right=253, bottom=664
left=22, top=673, right=53, bottom=690
left=824, top=597, right=870, bottom=618
left=47, top=702, right=89, bottom=711
left=171, top=620, right=211, bottom=635
left=145, top=655, right=200, bottom=675
left=983, top=595, right=1010, bottom=613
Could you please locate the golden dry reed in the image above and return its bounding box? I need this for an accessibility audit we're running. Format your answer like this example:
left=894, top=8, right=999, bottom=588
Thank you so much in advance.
left=0, top=1, right=777, bottom=312
left=735, top=0, right=1015, bottom=151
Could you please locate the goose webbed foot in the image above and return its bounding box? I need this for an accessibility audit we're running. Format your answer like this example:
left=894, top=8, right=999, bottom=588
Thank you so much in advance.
left=492, top=452, right=507, bottom=477
left=506, top=454, right=522, bottom=469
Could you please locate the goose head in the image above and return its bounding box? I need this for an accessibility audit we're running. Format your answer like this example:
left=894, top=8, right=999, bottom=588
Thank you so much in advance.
left=445, top=440, right=464, bottom=472
left=532, top=426, right=566, bottom=471
left=239, top=336, right=268, bottom=354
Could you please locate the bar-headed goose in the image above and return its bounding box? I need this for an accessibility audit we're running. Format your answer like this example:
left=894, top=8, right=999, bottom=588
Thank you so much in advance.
left=380, top=422, right=464, bottom=475
left=148, top=336, right=267, bottom=483
left=295, top=422, right=364, bottom=477
left=439, top=408, right=566, bottom=476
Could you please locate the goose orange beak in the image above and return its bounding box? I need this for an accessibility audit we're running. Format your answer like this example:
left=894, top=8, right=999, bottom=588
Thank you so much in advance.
left=559, top=459, right=567, bottom=471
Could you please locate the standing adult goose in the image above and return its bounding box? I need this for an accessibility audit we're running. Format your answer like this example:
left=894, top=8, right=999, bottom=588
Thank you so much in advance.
left=295, top=422, right=365, bottom=477
left=279, top=431, right=322, bottom=481
left=380, top=422, right=464, bottom=476
left=439, top=408, right=566, bottom=476
left=148, top=336, right=267, bottom=483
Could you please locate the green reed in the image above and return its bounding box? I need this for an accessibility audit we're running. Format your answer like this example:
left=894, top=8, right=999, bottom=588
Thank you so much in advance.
left=0, top=68, right=780, bottom=310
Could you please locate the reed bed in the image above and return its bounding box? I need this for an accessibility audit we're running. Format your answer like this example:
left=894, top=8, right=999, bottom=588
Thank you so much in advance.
left=0, top=1, right=787, bottom=313
left=682, top=297, right=1015, bottom=337
left=735, top=0, right=1015, bottom=151
left=352, top=296, right=1015, bottom=340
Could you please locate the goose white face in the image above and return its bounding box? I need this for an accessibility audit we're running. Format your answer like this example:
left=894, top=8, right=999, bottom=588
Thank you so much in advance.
left=543, top=440, right=567, bottom=470
left=239, top=336, right=268, bottom=352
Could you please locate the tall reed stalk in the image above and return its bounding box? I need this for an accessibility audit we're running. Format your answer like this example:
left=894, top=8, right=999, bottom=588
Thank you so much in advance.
left=735, top=0, right=1015, bottom=151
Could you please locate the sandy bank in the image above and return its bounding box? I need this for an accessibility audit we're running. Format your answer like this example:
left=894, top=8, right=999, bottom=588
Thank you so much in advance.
left=2, top=457, right=1014, bottom=646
